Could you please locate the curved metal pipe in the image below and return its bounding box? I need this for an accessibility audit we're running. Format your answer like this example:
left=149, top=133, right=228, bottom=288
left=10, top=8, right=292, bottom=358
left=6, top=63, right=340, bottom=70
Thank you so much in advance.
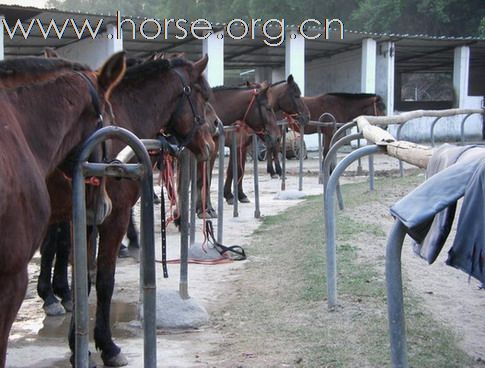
left=73, top=126, right=155, bottom=368
left=324, top=145, right=383, bottom=307
left=385, top=220, right=409, bottom=368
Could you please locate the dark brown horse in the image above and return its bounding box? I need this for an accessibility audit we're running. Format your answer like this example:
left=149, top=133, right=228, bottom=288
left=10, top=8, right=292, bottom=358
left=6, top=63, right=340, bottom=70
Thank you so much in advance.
left=246, top=76, right=310, bottom=178
left=0, top=54, right=125, bottom=368
left=40, top=54, right=215, bottom=367
left=195, top=81, right=281, bottom=217
left=301, top=92, right=386, bottom=156
left=267, top=92, right=386, bottom=174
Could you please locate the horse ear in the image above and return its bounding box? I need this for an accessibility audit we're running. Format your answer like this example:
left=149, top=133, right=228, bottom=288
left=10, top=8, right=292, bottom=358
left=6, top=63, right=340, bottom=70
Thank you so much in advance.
left=192, top=54, right=209, bottom=78
left=44, top=47, right=59, bottom=58
left=287, top=74, right=294, bottom=84
left=97, top=51, right=126, bottom=99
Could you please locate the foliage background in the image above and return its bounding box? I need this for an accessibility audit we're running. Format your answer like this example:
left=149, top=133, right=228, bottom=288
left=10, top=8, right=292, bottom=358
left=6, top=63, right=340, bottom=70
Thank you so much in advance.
left=47, top=0, right=485, bottom=37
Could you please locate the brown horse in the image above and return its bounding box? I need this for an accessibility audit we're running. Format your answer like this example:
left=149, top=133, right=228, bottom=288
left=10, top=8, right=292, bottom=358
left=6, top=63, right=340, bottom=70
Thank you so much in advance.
left=301, top=92, right=386, bottom=156
left=195, top=82, right=281, bottom=217
left=0, top=54, right=125, bottom=368
left=39, top=54, right=215, bottom=367
left=267, top=92, right=386, bottom=174
left=246, top=76, right=310, bottom=178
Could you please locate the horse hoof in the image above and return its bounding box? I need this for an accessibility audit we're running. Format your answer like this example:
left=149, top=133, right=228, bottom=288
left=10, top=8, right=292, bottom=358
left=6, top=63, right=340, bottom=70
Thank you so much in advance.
left=208, top=209, right=218, bottom=218
left=239, top=196, right=251, bottom=203
left=118, top=246, right=130, bottom=258
left=70, top=352, right=97, bottom=368
left=271, top=174, right=279, bottom=179
left=225, top=197, right=234, bottom=205
left=43, top=301, right=65, bottom=316
left=62, top=299, right=73, bottom=313
left=102, top=352, right=128, bottom=367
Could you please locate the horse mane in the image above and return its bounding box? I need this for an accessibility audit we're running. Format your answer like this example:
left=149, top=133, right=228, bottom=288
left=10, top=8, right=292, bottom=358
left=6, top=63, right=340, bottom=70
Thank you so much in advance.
left=123, top=57, right=191, bottom=81
left=0, top=57, right=89, bottom=79
left=271, top=80, right=286, bottom=87
left=212, top=85, right=255, bottom=91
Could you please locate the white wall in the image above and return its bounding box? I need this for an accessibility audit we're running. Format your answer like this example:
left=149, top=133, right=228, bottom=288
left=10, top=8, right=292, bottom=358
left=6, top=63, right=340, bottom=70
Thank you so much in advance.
left=56, top=24, right=122, bottom=69
left=305, top=49, right=362, bottom=96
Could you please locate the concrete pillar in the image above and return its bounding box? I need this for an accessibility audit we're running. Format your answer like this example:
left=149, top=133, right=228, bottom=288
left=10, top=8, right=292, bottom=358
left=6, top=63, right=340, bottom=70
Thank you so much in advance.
left=285, top=30, right=305, bottom=95
left=202, top=31, right=224, bottom=87
left=376, top=41, right=395, bottom=114
left=0, top=15, right=4, bottom=60
left=453, top=46, right=470, bottom=108
left=361, top=38, right=377, bottom=93
left=56, top=24, right=122, bottom=69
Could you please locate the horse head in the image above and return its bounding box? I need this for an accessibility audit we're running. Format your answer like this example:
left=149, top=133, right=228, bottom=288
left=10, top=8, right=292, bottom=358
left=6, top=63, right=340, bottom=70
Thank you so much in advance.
left=165, top=55, right=216, bottom=161
left=271, top=75, right=310, bottom=125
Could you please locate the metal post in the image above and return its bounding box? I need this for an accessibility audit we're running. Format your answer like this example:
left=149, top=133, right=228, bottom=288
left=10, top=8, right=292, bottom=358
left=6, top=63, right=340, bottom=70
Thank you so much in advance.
left=72, top=166, right=89, bottom=368
left=73, top=126, right=156, bottom=368
left=298, top=123, right=305, bottom=191
left=430, top=117, right=442, bottom=147
left=324, top=145, right=382, bottom=307
left=252, top=134, right=261, bottom=218
left=356, top=137, right=363, bottom=175
left=396, top=124, right=404, bottom=177
left=318, top=126, right=323, bottom=184
left=179, top=150, right=190, bottom=299
left=217, top=123, right=225, bottom=244
left=369, top=154, right=375, bottom=191
left=281, top=122, right=287, bottom=191
left=460, top=113, right=473, bottom=144
left=189, top=154, right=197, bottom=245
left=385, top=220, right=409, bottom=368
left=232, top=131, right=239, bottom=217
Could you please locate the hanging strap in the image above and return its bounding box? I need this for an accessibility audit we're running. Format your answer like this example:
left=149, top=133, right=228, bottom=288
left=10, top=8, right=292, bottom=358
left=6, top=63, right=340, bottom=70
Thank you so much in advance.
left=204, top=220, right=247, bottom=261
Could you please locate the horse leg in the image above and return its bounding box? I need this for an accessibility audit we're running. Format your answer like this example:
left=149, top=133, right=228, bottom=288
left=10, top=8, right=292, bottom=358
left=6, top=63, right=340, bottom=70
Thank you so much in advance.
left=53, top=221, right=72, bottom=313
left=237, top=146, right=250, bottom=203
left=266, top=149, right=277, bottom=178
left=0, top=268, right=28, bottom=368
left=126, top=209, right=139, bottom=249
left=224, top=146, right=235, bottom=205
left=37, top=223, right=66, bottom=316
left=94, top=208, right=131, bottom=367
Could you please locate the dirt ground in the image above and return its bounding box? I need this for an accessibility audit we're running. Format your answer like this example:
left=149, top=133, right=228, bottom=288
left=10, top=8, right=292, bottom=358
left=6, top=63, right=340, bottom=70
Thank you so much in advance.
left=6, top=152, right=485, bottom=367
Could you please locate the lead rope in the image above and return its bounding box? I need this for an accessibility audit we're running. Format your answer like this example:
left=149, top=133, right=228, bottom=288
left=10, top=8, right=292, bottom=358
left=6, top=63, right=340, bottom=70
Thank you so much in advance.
left=157, top=151, right=169, bottom=278
left=200, top=160, right=208, bottom=249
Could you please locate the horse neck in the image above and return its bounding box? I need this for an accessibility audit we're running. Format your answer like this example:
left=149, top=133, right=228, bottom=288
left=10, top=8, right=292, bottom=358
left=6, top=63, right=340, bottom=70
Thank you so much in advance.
left=213, top=89, right=254, bottom=125
left=4, top=75, right=93, bottom=177
left=111, top=74, right=180, bottom=153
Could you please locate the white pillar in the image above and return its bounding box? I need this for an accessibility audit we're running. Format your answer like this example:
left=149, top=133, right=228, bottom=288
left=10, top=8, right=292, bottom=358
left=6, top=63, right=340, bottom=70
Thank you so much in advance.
left=0, top=15, right=4, bottom=60
left=56, top=24, right=123, bottom=69
left=285, top=30, right=305, bottom=95
left=361, top=38, right=376, bottom=93
left=453, top=46, right=470, bottom=108
left=202, top=31, right=224, bottom=87
left=376, top=42, right=395, bottom=114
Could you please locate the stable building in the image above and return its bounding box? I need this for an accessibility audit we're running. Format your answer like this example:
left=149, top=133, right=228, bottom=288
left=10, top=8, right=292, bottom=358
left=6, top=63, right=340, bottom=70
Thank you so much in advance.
left=1, top=4, right=484, bottom=144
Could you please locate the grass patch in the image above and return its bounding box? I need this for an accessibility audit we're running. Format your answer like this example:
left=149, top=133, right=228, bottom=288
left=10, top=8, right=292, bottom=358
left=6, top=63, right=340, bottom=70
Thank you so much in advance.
left=211, top=174, right=476, bottom=368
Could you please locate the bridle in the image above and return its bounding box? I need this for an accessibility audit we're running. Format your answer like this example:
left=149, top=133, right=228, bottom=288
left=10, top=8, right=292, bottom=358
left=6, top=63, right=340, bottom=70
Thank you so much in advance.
left=75, top=71, right=109, bottom=161
left=240, top=88, right=273, bottom=143
left=163, top=67, right=206, bottom=150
